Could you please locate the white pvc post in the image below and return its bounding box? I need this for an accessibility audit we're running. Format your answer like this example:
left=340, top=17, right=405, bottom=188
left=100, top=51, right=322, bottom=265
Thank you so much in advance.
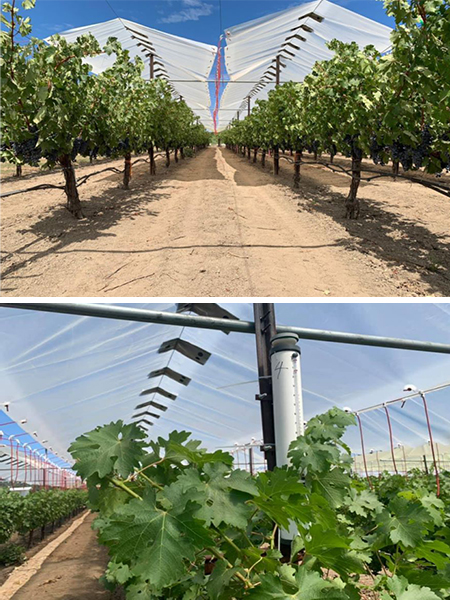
left=270, top=332, right=304, bottom=543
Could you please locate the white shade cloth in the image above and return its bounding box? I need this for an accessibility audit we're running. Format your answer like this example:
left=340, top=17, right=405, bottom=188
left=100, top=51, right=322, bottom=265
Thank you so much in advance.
left=218, top=0, right=392, bottom=130
left=1, top=303, right=449, bottom=465
left=50, top=18, right=217, bottom=125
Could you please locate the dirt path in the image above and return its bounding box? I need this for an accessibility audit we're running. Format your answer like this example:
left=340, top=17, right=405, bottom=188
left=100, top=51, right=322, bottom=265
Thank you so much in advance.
left=1, top=147, right=449, bottom=296
left=7, top=512, right=116, bottom=600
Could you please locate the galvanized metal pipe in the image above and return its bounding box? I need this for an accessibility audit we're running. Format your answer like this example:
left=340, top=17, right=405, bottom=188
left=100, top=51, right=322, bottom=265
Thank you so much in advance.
left=3, top=303, right=450, bottom=354
left=355, top=381, right=450, bottom=414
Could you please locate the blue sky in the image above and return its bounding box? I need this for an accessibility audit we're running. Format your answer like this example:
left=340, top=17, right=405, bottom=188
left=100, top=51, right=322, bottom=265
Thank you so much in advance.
left=27, top=1, right=395, bottom=46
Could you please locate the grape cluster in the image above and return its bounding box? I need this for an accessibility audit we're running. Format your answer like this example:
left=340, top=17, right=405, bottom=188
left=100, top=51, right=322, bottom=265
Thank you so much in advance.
left=89, top=146, right=99, bottom=161
left=12, top=129, right=41, bottom=166
left=389, top=126, right=434, bottom=172
left=369, top=135, right=386, bottom=165
left=0, top=143, right=8, bottom=163
left=327, top=143, right=337, bottom=159
left=71, top=138, right=91, bottom=161
left=391, top=140, right=412, bottom=171
left=306, top=140, right=319, bottom=154
left=43, top=148, right=59, bottom=163
left=343, top=135, right=362, bottom=160
left=117, top=137, right=130, bottom=152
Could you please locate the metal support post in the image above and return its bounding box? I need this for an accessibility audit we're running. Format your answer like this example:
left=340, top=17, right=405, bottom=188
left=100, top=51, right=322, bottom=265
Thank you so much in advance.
left=253, top=303, right=277, bottom=471
left=273, top=58, right=281, bottom=175
left=150, top=54, right=154, bottom=80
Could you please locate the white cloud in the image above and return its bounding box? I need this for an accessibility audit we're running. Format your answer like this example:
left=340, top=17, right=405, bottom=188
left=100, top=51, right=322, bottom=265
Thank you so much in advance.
left=159, top=0, right=214, bottom=24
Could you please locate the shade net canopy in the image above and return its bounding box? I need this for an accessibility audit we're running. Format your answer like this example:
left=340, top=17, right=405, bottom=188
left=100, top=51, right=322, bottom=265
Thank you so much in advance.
left=217, top=0, right=392, bottom=130
left=51, top=18, right=216, bottom=127
left=1, top=303, right=449, bottom=470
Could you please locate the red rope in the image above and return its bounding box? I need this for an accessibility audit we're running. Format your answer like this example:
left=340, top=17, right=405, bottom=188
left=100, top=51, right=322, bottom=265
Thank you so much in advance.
left=356, top=413, right=373, bottom=489
left=383, top=404, right=398, bottom=475
left=15, top=441, right=20, bottom=483
left=10, top=439, right=14, bottom=487
left=23, top=446, right=27, bottom=485
left=421, top=393, right=440, bottom=496
left=213, top=37, right=223, bottom=134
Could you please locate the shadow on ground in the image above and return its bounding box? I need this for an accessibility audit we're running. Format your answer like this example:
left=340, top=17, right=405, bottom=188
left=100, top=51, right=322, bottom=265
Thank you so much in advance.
left=2, top=149, right=218, bottom=287
left=2, top=170, right=172, bottom=283
left=224, top=148, right=450, bottom=296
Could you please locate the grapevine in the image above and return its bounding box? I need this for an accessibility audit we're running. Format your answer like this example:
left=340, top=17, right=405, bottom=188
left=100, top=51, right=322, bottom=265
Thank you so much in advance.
left=69, top=409, right=450, bottom=599
left=221, top=0, right=449, bottom=219
left=0, top=0, right=211, bottom=216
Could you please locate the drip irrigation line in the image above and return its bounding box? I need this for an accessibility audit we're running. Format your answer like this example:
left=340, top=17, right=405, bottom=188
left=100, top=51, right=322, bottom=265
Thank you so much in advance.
left=0, top=183, right=66, bottom=198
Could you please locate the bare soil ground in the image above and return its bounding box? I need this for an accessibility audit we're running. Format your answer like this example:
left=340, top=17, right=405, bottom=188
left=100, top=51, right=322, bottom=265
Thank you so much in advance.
left=1, top=147, right=449, bottom=297
left=3, top=512, right=118, bottom=600
left=0, top=510, right=87, bottom=588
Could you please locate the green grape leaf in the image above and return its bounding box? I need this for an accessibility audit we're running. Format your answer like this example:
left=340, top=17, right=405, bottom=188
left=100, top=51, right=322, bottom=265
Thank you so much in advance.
left=88, top=479, right=130, bottom=516
left=248, top=564, right=350, bottom=599
left=253, top=468, right=310, bottom=530
left=105, top=561, right=133, bottom=585
left=98, top=489, right=211, bottom=592
left=304, top=525, right=365, bottom=575
left=419, top=493, right=445, bottom=526
left=126, top=579, right=157, bottom=600
left=412, top=539, right=450, bottom=570
left=345, top=488, right=384, bottom=517
left=302, top=409, right=356, bottom=443
left=398, top=567, right=450, bottom=591
left=376, top=498, right=432, bottom=547
left=289, top=438, right=341, bottom=472
left=69, top=420, right=147, bottom=480
left=309, top=468, right=351, bottom=508
left=380, top=575, right=441, bottom=600
left=256, top=467, right=308, bottom=498
left=206, top=559, right=240, bottom=599
left=174, top=462, right=257, bottom=529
